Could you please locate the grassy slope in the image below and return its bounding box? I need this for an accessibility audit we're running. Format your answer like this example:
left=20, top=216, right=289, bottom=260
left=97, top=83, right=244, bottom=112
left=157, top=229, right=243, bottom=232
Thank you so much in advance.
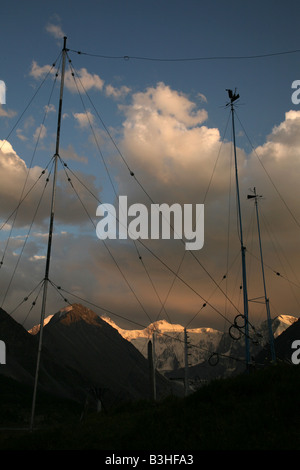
left=0, top=363, right=299, bottom=450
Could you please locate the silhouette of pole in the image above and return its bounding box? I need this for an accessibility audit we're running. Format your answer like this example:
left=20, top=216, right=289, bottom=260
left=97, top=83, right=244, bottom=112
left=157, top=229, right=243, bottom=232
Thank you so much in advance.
left=148, top=339, right=156, bottom=401
left=184, top=328, right=189, bottom=396
left=227, top=89, right=251, bottom=370
left=30, top=37, right=68, bottom=431
left=248, top=187, right=276, bottom=363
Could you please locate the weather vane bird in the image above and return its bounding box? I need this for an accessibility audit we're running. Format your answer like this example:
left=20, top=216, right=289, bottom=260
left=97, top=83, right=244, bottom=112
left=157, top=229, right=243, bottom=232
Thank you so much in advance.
left=226, top=88, right=240, bottom=104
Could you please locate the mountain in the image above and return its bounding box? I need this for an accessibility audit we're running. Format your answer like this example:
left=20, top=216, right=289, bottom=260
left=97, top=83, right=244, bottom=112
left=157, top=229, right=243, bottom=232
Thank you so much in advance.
left=1, top=303, right=298, bottom=420
left=256, top=316, right=300, bottom=364
left=0, top=307, right=38, bottom=384
left=101, top=314, right=299, bottom=387
left=0, top=306, right=87, bottom=401
left=102, top=317, right=223, bottom=372
left=28, top=303, right=176, bottom=407
left=1, top=303, right=177, bottom=414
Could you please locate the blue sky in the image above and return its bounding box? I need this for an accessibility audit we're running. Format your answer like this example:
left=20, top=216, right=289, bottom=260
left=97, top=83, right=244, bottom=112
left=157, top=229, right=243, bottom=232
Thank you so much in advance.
left=2, top=0, right=300, bottom=143
left=1, top=0, right=300, bottom=344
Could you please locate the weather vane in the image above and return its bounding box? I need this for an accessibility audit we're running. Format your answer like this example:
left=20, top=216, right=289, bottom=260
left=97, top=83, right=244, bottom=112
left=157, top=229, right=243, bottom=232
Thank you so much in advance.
left=226, top=88, right=240, bottom=106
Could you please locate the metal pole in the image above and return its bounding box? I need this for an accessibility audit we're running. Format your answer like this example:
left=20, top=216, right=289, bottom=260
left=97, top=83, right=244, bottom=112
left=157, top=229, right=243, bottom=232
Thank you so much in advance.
left=152, top=331, right=156, bottom=401
left=184, top=328, right=189, bottom=396
left=229, top=91, right=251, bottom=369
left=30, top=37, right=68, bottom=431
left=253, top=187, right=276, bottom=362
left=147, top=340, right=156, bottom=401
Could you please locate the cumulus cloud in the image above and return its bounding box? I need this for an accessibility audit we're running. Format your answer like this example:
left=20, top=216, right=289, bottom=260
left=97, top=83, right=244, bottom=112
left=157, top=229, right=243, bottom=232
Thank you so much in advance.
left=1, top=81, right=300, bottom=334
left=0, top=139, right=101, bottom=229
left=73, top=111, right=94, bottom=128
left=30, top=61, right=54, bottom=80
left=65, top=68, right=104, bottom=93
left=46, top=23, right=65, bottom=40
left=122, top=82, right=207, bottom=128
left=44, top=104, right=56, bottom=114
left=118, top=82, right=223, bottom=200
left=33, top=123, right=47, bottom=141
left=0, top=105, right=16, bottom=119
left=60, top=144, right=88, bottom=164
left=29, top=61, right=105, bottom=96
left=105, top=84, right=131, bottom=99
left=110, top=84, right=300, bottom=329
left=16, top=129, right=28, bottom=142
left=29, top=60, right=131, bottom=109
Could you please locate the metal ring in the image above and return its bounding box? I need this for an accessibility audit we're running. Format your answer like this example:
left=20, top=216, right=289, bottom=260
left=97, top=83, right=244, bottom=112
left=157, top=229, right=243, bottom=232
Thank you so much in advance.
left=229, top=324, right=242, bottom=340
left=208, top=352, right=219, bottom=366
left=234, top=314, right=246, bottom=329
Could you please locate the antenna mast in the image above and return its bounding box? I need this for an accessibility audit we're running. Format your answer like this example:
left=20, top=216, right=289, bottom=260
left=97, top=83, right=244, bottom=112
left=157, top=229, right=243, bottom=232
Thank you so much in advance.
left=226, top=89, right=251, bottom=370
left=30, top=37, right=68, bottom=430
left=247, top=187, right=276, bottom=362
left=184, top=328, right=190, bottom=396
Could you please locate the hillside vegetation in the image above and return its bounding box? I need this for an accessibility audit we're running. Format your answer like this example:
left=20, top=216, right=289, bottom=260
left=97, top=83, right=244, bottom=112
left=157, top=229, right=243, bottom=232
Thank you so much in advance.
left=0, top=363, right=299, bottom=450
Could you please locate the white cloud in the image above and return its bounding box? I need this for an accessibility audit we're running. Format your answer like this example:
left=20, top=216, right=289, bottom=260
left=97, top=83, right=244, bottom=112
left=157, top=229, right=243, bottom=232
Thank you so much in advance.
left=112, top=85, right=300, bottom=328
left=30, top=61, right=54, bottom=80
left=65, top=68, right=104, bottom=93
left=16, top=129, right=28, bottom=141
left=198, top=93, right=208, bottom=103
left=73, top=111, right=94, bottom=128
left=44, top=104, right=56, bottom=114
left=0, top=139, right=101, bottom=229
left=30, top=63, right=104, bottom=94
left=60, top=144, right=88, bottom=164
left=105, top=84, right=131, bottom=99
left=0, top=105, right=16, bottom=118
left=46, top=23, right=65, bottom=40
left=29, top=61, right=130, bottom=106
left=119, top=82, right=220, bottom=194
left=123, top=82, right=207, bottom=128
left=2, top=80, right=300, bottom=332
left=29, top=255, right=46, bottom=261
left=33, top=124, right=47, bottom=141
left=1, top=222, right=12, bottom=231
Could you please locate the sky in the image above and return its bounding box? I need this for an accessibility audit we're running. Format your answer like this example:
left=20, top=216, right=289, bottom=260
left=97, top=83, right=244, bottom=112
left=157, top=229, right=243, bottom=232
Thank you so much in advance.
left=1, top=0, right=300, bottom=346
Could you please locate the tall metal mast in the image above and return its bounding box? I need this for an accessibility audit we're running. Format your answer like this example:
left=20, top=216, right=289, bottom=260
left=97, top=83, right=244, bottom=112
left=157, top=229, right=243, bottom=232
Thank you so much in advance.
left=184, top=328, right=190, bottom=396
left=30, top=37, right=68, bottom=430
left=227, top=89, right=251, bottom=369
left=248, top=187, right=276, bottom=362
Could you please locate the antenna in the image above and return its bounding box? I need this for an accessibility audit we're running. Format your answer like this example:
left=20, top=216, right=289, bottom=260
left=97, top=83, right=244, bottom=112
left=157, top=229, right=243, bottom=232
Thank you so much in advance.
left=227, top=89, right=251, bottom=370
left=147, top=337, right=156, bottom=401
left=30, top=37, right=68, bottom=431
left=247, top=187, right=276, bottom=362
left=184, top=328, right=190, bottom=396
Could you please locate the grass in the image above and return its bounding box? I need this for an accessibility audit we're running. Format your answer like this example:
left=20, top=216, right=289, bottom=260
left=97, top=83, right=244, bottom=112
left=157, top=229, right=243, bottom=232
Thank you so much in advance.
left=0, top=363, right=299, bottom=450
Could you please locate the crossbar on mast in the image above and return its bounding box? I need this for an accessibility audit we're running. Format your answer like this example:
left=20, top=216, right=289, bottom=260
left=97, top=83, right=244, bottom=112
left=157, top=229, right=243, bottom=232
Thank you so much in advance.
left=30, top=36, right=68, bottom=431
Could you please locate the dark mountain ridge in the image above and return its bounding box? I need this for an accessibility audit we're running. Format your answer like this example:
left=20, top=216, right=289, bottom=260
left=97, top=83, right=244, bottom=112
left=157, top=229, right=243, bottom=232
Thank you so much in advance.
left=0, top=303, right=175, bottom=411
left=256, top=316, right=300, bottom=364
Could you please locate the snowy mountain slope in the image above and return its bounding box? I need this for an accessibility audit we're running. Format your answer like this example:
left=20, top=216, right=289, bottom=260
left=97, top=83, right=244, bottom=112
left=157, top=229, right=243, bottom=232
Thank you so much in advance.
left=101, top=314, right=299, bottom=373
left=102, top=317, right=226, bottom=371
left=28, top=310, right=298, bottom=377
